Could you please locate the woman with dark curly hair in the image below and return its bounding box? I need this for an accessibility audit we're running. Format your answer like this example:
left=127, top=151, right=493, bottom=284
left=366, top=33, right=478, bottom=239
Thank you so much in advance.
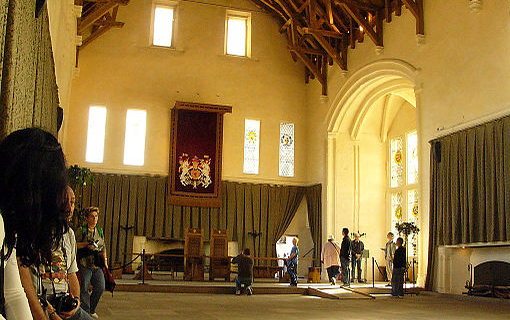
left=0, top=128, right=68, bottom=319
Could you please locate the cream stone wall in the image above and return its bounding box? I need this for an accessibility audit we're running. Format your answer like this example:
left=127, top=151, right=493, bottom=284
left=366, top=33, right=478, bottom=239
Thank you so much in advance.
left=65, top=0, right=308, bottom=185
left=46, top=0, right=78, bottom=140
left=306, top=1, right=510, bottom=288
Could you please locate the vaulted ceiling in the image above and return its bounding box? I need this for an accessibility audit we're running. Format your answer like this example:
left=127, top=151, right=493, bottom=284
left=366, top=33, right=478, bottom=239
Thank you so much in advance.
left=249, top=0, right=424, bottom=94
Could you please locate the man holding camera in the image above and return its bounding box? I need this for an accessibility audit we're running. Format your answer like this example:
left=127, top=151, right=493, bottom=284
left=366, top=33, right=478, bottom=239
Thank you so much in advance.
left=76, top=207, right=107, bottom=318
left=18, top=187, right=94, bottom=320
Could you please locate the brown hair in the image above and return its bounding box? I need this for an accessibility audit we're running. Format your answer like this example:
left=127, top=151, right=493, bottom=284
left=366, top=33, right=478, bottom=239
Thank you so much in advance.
left=84, top=206, right=99, bottom=217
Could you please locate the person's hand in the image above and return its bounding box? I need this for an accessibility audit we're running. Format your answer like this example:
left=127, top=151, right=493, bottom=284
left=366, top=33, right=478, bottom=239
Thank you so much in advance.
left=47, top=302, right=63, bottom=320
left=59, top=297, right=80, bottom=319
left=87, top=244, right=95, bottom=250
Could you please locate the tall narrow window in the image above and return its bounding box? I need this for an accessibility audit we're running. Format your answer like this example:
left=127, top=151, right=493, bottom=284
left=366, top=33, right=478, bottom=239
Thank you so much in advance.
left=279, top=122, right=294, bottom=177
left=123, top=110, right=147, bottom=166
left=388, top=131, right=419, bottom=257
left=390, top=136, right=403, bottom=188
left=85, top=106, right=107, bottom=163
left=407, top=189, right=419, bottom=256
left=226, top=12, right=250, bottom=57
left=407, top=131, right=418, bottom=185
left=243, top=119, right=260, bottom=174
left=153, top=5, right=174, bottom=47
left=390, top=192, right=403, bottom=237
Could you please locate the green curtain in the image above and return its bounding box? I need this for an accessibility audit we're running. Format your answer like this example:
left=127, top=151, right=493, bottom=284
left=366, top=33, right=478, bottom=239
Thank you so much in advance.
left=269, top=185, right=307, bottom=265
left=0, top=0, right=58, bottom=138
left=306, top=184, right=322, bottom=266
left=74, top=174, right=321, bottom=268
left=425, top=116, right=510, bottom=290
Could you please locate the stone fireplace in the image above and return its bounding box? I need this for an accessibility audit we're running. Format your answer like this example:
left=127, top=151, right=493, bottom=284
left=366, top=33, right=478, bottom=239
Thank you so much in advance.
left=436, top=243, right=510, bottom=295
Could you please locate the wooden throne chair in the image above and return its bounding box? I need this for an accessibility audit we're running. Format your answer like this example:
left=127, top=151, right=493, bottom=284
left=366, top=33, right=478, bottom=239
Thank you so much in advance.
left=209, top=229, right=230, bottom=281
left=184, top=228, right=204, bottom=281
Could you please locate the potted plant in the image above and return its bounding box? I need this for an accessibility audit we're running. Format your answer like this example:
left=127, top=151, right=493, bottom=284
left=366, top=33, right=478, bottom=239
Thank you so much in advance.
left=395, top=221, right=420, bottom=283
left=68, top=165, right=95, bottom=228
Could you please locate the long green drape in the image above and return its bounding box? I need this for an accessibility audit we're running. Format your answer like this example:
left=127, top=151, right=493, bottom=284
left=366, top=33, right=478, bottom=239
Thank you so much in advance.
left=425, top=116, right=510, bottom=290
left=74, top=175, right=322, bottom=268
left=306, top=184, right=322, bottom=266
left=0, top=1, right=58, bottom=138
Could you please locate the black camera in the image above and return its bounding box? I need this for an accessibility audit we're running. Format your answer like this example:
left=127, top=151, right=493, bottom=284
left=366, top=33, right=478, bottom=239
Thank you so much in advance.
left=43, top=292, right=79, bottom=314
left=89, top=239, right=100, bottom=248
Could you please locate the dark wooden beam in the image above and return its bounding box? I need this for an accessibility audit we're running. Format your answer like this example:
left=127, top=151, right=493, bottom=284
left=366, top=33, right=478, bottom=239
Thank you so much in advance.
left=81, top=25, right=113, bottom=48
left=338, top=1, right=382, bottom=47
left=333, top=0, right=380, bottom=12
left=401, top=0, right=424, bottom=34
left=309, top=0, right=318, bottom=28
left=302, top=27, right=343, bottom=38
left=78, top=1, right=123, bottom=32
left=385, top=0, right=391, bottom=22
left=292, top=48, right=325, bottom=86
left=258, top=0, right=288, bottom=20
left=288, top=45, right=326, bottom=56
left=305, top=29, right=345, bottom=69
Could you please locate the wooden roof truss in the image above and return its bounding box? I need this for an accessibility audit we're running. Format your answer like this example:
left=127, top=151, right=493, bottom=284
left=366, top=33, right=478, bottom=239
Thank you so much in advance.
left=75, top=0, right=130, bottom=55
left=250, top=0, right=424, bottom=95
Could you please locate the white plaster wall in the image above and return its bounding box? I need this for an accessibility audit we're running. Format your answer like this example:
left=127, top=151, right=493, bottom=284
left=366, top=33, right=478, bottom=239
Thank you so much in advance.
left=306, top=1, right=510, bottom=288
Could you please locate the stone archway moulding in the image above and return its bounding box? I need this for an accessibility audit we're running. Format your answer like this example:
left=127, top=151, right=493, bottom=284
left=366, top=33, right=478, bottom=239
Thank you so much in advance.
left=326, top=59, right=420, bottom=134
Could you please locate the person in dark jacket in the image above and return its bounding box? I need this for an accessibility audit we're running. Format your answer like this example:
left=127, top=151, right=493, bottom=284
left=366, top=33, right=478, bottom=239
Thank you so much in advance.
left=392, top=237, right=406, bottom=297
left=232, top=248, right=253, bottom=295
left=340, top=228, right=351, bottom=286
left=351, top=233, right=364, bottom=283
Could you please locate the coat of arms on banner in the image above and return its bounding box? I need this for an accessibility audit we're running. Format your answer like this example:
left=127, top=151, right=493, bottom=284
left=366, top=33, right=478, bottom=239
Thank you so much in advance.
left=179, top=154, right=212, bottom=189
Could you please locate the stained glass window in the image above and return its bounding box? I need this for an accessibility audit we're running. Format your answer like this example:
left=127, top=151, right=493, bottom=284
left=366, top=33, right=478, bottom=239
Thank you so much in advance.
left=390, top=137, right=403, bottom=188
left=243, top=119, right=260, bottom=174
left=279, top=122, right=294, bottom=177
left=407, top=131, right=418, bottom=185
left=390, top=192, right=403, bottom=237
left=407, top=189, right=419, bottom=256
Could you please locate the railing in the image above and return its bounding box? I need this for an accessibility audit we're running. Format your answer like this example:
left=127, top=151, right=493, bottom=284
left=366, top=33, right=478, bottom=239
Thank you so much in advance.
left=124, top=251, right=314, bottom=284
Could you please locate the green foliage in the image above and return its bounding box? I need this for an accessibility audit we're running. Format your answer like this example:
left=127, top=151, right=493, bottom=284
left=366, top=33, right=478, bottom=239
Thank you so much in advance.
left=68, top=165, right=95, bottom=188
left=68, top=165, right=95, bottom=229
left=395, top=221, right=420, bottom=238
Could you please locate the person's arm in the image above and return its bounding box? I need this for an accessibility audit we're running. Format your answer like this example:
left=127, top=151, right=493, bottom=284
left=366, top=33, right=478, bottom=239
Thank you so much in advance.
left=287, top=248, right=297, bottom=261
left=4, top=258, right=34, bottom=320
left=232, top=254, right=241, bottom=264
left=58, top=273, right=80, bottom=319
left=18, top=262, right=54, bottom=320
left=76, top=242, right=91, bottom=250
left=67, top=273, right=80, bottom=300
left=103, top=250, right=108, bottom=269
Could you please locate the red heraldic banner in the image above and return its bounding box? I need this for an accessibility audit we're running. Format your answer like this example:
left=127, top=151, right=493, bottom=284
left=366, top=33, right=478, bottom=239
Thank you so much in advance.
left=168, top=101, right=232, bottom=207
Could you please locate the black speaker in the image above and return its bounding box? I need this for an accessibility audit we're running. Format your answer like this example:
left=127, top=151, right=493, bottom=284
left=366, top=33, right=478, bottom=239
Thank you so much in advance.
left=36, top=0, right=47, bottom=18
left=57, top=107, right=63, bottom=133
left=434, top=141, right=441, bottom=163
